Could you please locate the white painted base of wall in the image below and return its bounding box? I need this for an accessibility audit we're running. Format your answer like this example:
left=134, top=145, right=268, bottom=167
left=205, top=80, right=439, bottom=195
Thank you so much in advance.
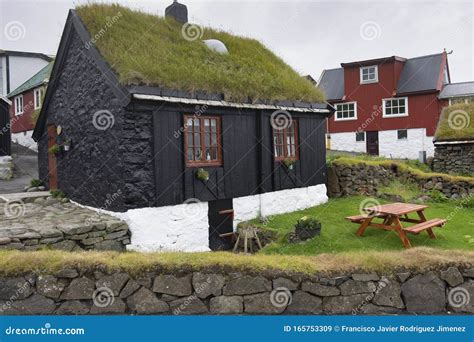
left=329, top=129, right=435, bottom=159
left=79, top=184, right=328, bottom=252
left=11, top=130, right=37, bottom=152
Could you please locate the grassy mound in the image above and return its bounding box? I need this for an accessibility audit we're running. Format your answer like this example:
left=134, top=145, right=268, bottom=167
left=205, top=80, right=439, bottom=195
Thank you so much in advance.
left=435, top=103, right=474, bottom=142
left=0, top=248, right=472, bottom=277
left=76, top=4, right=325, bottom=103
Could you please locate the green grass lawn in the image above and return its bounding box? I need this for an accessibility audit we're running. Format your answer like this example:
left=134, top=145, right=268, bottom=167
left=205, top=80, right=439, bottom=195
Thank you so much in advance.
left=253, top=196, right=474, bottom=255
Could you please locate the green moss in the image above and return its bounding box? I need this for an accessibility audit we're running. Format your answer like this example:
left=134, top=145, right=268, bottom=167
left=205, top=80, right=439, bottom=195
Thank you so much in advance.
left=76, top=4, right=325, bottom=103
left=435, top=103, right=474, bottom=141
left=378, top=179, right=422, bottom=201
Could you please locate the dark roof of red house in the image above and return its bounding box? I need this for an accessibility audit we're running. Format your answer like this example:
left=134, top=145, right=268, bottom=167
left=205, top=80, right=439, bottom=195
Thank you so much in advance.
left=319, top=53, right=444, bottom=100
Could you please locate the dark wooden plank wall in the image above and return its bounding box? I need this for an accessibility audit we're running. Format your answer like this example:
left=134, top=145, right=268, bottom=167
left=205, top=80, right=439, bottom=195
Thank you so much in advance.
left=151, top=102, right=327, bottom=206
left=0, top=101, right=12, bottom=156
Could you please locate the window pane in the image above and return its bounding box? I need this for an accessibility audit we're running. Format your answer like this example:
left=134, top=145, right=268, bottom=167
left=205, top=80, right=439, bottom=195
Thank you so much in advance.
left=187, top=132, right=193, bottom=146
left=393, top=107, right=399, bottom=115
left=195, top=148, right=202, bottom=160
left=386, top=108, right=392, bottom=115
left=210, top=148, right=217, bottom=160
left=211, top=133, right=217, bottom=145
left=187, top=148, right=193, bottom=160
left=399, top=106, right=406, bottom=114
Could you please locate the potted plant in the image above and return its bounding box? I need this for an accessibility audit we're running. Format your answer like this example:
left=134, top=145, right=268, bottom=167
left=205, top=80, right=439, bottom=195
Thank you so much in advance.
left=282, top=157, right=296, bottom=170
left=48, top=144, right=60, bottom=155
left=294, top=216, right=321, bottom=241
left=196, top=168, right=209, bottom=182
left=63, top=139, right=72, bottom=152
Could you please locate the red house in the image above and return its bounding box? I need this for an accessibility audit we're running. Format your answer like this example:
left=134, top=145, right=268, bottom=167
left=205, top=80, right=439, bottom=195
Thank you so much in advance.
left=7, top=61, right=53, bottom=151
left=318, top=52, right=451, bottom=159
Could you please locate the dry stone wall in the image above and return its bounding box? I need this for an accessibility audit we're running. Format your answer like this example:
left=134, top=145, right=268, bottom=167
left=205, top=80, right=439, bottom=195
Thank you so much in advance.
left=433, top=143, right=474, bottom=175
left=0, top=267, right=472, bottom=315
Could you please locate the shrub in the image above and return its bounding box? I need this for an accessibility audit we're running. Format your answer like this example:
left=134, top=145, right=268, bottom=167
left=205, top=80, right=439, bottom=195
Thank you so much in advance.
left=294, top=216, right=321, bottom=241
left=30, top=179, right=44, bottom=187
left=196, top=168, right=209, bottom=182
left=50, top=189, right=65, bottom=199
left=428, top=190, right=448, bottom=203
left=48, top=144, right=60, bottom=154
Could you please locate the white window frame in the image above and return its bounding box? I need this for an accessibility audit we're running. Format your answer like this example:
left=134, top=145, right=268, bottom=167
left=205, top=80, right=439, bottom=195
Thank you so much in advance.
left=34, top=87, right=43, bottom=110
left=334, top=101, right=357, bottom=121
left=382, top=97, right=409, bottom=118
left=360, top=65, right=378, bottom=84
left=14, top=95, right=24, bottom=115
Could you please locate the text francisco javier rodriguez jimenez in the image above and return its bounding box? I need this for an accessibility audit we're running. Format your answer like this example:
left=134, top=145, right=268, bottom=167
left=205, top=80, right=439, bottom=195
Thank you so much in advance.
left=341, top=325, right=466, bottom=333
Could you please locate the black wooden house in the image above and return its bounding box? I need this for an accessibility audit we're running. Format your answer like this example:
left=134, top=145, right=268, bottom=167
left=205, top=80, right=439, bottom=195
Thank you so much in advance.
left=33, top=3, right=333, bottom=251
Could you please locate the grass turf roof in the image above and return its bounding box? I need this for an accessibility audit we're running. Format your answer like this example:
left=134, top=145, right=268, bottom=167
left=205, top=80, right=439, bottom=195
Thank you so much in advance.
left=76, top=4, right=325, bottom=103
left=435, top=103, right=474, bottom=141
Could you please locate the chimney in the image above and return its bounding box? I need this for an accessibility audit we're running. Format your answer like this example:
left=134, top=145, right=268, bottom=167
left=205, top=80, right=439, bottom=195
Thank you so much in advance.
left=165, top=1, right=188, bottom=24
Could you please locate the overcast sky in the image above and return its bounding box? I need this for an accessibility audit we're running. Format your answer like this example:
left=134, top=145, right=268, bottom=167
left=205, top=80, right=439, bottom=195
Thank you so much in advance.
left=1, top=0, right=473, bottom=82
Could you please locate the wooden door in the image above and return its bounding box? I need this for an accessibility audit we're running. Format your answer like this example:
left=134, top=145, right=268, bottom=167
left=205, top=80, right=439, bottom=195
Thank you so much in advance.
left=208, top=198, right=234, bottom=250
left=47, top=125, right=58, bottom=189
left=366, top=131, right=379, bottom=156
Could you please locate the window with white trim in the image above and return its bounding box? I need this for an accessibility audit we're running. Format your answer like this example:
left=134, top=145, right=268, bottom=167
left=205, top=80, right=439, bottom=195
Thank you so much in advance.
left=335, top=102, right=357, bottom=121
left=383, top=97, right=408, bottom=117
left=34, top=88, right=44, bottom=109
left=360, top=66, right=378, bottom=84
left=14, top=95, right=24, bottom=115
left=397, top=129, right=408, bottom=140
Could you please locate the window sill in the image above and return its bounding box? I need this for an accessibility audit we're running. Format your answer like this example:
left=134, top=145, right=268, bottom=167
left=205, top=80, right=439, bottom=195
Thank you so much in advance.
left=382, top=113, right=409, bottom=118
left=360, top=80, right=378, bottom=85
left=334, top=117, right=358, bottom=122
left=186, top=162, right=222, bottom=168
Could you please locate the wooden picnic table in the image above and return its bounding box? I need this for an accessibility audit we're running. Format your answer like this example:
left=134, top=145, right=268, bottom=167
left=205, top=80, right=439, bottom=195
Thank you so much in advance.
left=345, top=202, right=446, bottom=249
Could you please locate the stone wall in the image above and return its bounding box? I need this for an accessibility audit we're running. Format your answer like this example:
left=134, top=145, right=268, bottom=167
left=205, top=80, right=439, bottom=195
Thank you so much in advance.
left=0, top=267, right=472, bottom=315
left=328, top=161, right=474, bottom=199
left=433, top=143, right=474, bottom=175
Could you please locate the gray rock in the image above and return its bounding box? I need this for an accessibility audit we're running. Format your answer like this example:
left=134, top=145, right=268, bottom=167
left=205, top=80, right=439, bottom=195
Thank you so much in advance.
left=127, top=287, right=169, bottom=314
left=319, top=276, right=348, bottom=286
left=170, top=295, right=208, bottom=315
left=463, top=268, right=474, bottom=278
left=450, top=281, right=474, bottom=313
left=302, top=282, right=340, bottom=297
left=0, top=237, right=11, bottom=245
left=323, top=294, right=368, bottom=314
left=372, top=278, right=404, bottom=309
left=440, top=267, right=464, bottom=287
left=397, top=272, right=411, bottom=283
left=57, top=223, right=93, bottom=235
left=60, top=277, right=95, bottom=300
left=209, top=296, right=243, bottom=314
left=153, top=275, right=192, bottom=296
left=192, top=273, right=225, bottom=298
left=56, top=301, right=90, bottom=315
left=285, top=291, right=322, bottom=314
left=10, top=294, right=56, bottom=314
left=244, top=292, right=286, bottom=314
left=161, top=294, right=180, bottom=301
left=223, top=276, right=272, bottom=295
left=106, top=222, right=129, bottom=233
left=105, top=230, right=128, bottom=240
left=136, top=274, right=153, bottom=289
left=56, top=268, right=79, bottom=278
left=96, top=273, right=129, bottom=296
left=51, top=240, right=78, bottom=251
left=273, top=277, right=298, bottom=291
left=0, top=277, right=33, bottom=300
left=360, top=303, right=402, bottom=315
left=37, top=275, right=65, bottom=299
left=352, top=273, right=379, bottom=282
left=90, top=298, right=126, bottom=314
left=339, top=280, right=376, bottom=295
left=94, top=240, right=124, bottom=251
left=120, top=279, right=141, bottom=298
left=401, top=272, right=446, bottom=313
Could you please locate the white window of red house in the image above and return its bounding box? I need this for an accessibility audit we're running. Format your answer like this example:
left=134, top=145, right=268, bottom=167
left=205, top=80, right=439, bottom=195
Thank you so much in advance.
left=383, top=97, right=408, bottom=117
left=34, top=88, right=44, bottom=109
left=335, top=102, right=357, bottom=121
left=184, top=115, right=222, bottom=167
left=273, top=120, right=299, bottom=160
left=360, top=65, right=378, bottom=84
left=14, top=95, right=24, bottom=115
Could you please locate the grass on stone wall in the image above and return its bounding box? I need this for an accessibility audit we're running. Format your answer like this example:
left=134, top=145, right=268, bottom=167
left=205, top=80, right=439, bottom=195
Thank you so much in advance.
left=435, top=103, right=474, bottom=142
left=0, top=248, right=472, bottom=277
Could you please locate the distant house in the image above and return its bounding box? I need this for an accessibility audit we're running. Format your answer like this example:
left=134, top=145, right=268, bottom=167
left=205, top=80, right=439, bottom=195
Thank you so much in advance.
left=319, top=53, right=452, bottom=159
left=32, top=3, right=333, bottom=252
left=439, top=81, right=474, bottom=105
left=432, top=103, right=474, bottom=175
left=7, top=62, right=53, bottom=151
left=0, top=50, right=52, bottom=97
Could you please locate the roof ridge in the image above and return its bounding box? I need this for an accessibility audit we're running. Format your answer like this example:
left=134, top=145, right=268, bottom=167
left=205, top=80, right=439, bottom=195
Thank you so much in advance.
left=323, top=67, right=343, bottom=72
left=7, top=61, right=53, bottom=97
left=445, top=81, right=474, bottom=86
left=406, top=52, right=443, bottom=61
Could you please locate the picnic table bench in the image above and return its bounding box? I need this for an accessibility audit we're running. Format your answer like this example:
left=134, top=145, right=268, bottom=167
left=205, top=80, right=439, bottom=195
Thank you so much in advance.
left=345, top=202, right=446, bottom=248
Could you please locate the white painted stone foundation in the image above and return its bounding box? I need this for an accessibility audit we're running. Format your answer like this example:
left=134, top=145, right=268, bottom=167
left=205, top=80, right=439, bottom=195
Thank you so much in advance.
left=11, top=130, right=37, bottom=151
left=329, top=128, right=435, bottom=159
left=82, top=184, right=328, bottom=252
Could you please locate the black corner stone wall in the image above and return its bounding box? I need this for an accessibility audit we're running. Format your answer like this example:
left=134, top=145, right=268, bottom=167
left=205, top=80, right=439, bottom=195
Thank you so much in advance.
left=433, top=143, right=474, bottom=175
left=0, top=267, right=472, bottom=315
